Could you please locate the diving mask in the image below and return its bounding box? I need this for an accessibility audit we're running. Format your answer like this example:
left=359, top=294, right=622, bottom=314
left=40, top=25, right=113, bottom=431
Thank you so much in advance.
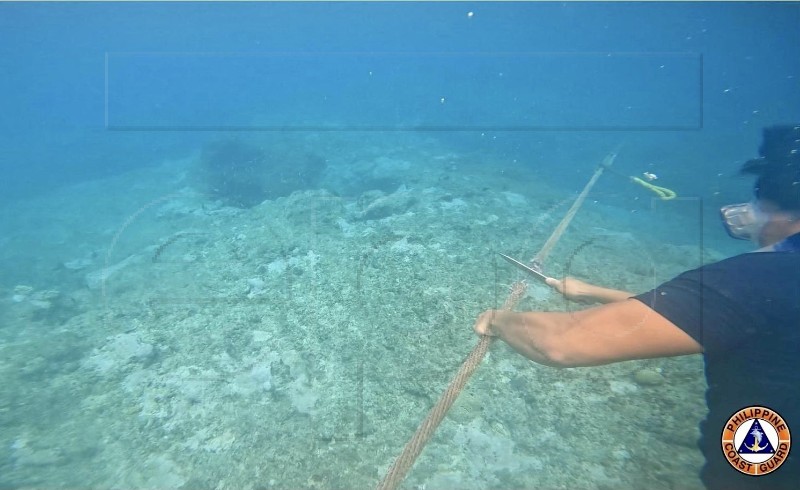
left=720, top=201, right=769, bottom=241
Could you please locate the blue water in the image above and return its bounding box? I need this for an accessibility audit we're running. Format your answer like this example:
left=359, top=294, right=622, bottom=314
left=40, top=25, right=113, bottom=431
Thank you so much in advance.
left=2, top=2, right=798, bottom=201
left=0, top=2, right=798, bottom=489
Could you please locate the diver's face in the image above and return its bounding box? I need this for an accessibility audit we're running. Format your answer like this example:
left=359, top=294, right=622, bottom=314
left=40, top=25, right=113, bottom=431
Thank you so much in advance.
left=754, top=200, right=800, bottom=248
left=720, top=199, right=799, bottom=248
left=720, top=200, right=768, bottom=244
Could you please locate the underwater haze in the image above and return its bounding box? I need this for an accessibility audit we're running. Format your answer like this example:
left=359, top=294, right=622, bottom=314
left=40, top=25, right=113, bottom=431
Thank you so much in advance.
left=1, top=2, right=798, bottom=489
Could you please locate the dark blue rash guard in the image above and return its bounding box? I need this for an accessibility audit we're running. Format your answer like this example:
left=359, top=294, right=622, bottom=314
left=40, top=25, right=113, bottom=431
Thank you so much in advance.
left=634, top=233, right=800, bottom=489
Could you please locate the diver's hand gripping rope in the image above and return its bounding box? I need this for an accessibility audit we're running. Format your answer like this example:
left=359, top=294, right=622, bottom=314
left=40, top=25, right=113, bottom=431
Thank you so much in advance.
left=375, top=149, right=616, bottom=490
left=375, top=282, right=527, bottom=490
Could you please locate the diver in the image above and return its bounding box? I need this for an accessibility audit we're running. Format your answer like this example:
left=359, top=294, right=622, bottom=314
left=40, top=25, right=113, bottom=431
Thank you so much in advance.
left=473, top=124, right=800, bottom=489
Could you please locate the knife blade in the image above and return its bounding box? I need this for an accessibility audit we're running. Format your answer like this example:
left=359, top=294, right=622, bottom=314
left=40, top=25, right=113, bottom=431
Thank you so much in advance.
left=497, top=253, right=551, bottom=284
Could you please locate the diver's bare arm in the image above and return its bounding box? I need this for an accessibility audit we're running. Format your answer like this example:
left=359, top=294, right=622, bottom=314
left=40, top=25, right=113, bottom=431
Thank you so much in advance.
left=579, top=284, right=634, bottom=303
left=473, top=300, right=702, bottom=367
left=546, top=277, right=634, bottom=304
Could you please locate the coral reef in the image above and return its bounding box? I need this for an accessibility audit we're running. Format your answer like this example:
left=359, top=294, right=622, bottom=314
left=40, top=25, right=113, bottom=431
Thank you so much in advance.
left=196, top=139, right=326, bottom=207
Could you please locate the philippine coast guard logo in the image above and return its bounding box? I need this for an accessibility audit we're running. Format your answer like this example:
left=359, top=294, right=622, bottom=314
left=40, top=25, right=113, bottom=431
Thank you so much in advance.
left=721, top=406, right=791, bottom=476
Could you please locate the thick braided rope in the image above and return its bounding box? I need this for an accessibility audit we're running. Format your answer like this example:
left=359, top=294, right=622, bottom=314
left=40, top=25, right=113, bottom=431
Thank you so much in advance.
left=376, top=150, right=614, bottom=490
left=532, top=152, right=614, bottom=266
left=375, top=281, right=528, bottom=490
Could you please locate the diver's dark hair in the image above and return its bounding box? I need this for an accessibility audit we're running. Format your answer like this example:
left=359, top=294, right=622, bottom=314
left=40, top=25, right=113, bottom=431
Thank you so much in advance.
left=740, top=124, right=800, bottom=211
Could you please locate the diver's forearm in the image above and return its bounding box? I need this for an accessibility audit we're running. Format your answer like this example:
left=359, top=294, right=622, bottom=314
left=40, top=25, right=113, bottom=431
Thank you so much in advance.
left=487, top=310, right=567, bottom=367
left=585, top=285, right=635, bottom=304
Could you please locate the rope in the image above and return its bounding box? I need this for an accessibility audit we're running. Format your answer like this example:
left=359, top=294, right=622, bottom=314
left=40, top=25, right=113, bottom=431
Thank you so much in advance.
left=629, top=176, right=677, bottom=200
left=601, top=160, right=677, bottom=200
left=375, top=282, right=527, bottom=490
left=375, top=150, right=616, bottom=490
left=532, top=151, right=616, bottom=267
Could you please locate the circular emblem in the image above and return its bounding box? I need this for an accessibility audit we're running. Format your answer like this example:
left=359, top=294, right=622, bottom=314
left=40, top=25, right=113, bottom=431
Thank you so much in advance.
left=721, top=405, right=791, bottom=476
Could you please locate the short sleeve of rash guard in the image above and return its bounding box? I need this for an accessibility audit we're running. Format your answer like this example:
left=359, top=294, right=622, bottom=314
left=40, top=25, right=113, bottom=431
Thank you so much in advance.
left=632, top=255, right=765, bottom=351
